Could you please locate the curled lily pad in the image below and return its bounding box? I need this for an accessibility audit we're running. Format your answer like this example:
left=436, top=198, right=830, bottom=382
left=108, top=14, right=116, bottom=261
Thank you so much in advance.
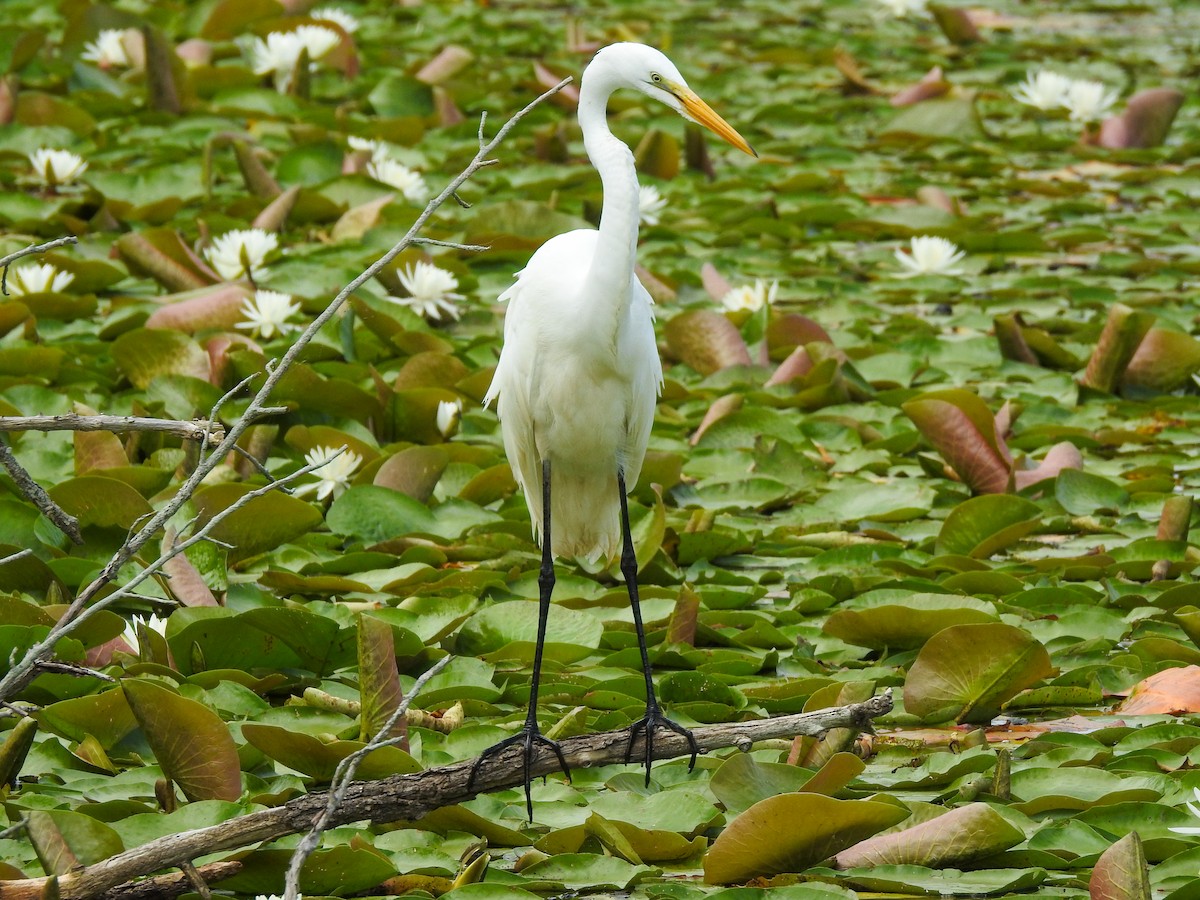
left=904, top=623, right=1052, bottom=724
left=834, top=803, right=1023, bottom=869
left=935, top=494, right=1042, bottom=558
left=122, top=678, right=241, bottom=801
left=704, top=794, right=910, bottom=884
left=823, top=593, right=998, bottom=650
left=665, top=309, right=752, bottom=375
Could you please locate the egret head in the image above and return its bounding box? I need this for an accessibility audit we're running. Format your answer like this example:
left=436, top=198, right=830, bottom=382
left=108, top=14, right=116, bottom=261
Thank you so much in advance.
left=590, top=42, right=756, bottom=157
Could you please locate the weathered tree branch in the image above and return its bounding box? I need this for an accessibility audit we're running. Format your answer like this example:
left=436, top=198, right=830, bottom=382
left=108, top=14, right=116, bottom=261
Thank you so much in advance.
left=0, top=77, right=573, bottom=706
left=101, top=861, right=241, bottom=900
left=0, top=441, right=83, bottom=544
left=0, top=692, right=892, bottom=900
left=0, top=414, right=226, bottom=442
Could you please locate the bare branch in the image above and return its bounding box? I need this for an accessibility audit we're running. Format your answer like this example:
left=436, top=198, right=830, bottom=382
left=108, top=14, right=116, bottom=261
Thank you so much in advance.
left=0, top=549, right=32, bottom=567
left=412, top=237, right=489, bottom=252
left=32, top=661, right=116, bottom=682
left=101, top=861, right=241, bottom=900
left=282, top=655, right=453, bottom=900
left=0, top=692, right=891, bottom=900
left=0, top=415, right=225, bottom=442
left=0, top=442, right=82, bottom=544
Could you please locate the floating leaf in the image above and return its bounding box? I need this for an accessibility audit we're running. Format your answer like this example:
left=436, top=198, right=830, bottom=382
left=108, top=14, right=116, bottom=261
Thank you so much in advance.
left=144, top=283, right=252, bottom=333
left=935, top=494, right=1042, bottom=558
left=704, top=795, right=909, bottom=884
left=904, top=623, right=1052, bottom=723
left=359, top=613, right=405, bottom=744
left=1090, top=831, right=1152, bottom=900
left=327, top=485, right=437, bottom=543
left=456, top=601, right=603, bottom=664
left=48, top=476, right=153, bottom=529
left=835, top=803, right=1023, bottom=869
left=193, top=484, right=323, bottom=564
left=1116, top=666, right=1200, bottom=715
left=241, top=723, right=420, bottom=781
left=903, top=390, right=1011, bottom=494
left=1122, top=328, right=1200, bottom=394
left=709, top=752, right=813, bottom=817
left=113, top=328, right=211, bottom=388
left=1080, top=303, right=1156, bottom=394
left=122, top=679, right=241, bottom=801
left=823, top=593, right=998, bottom=649
left=665, top=310, right=752, bottom=375
left=26, top=809, right=124, bottom=874
left=1097, top=88, right=1184, bottom=149
left=1056, top=470, right=1129, bottom=516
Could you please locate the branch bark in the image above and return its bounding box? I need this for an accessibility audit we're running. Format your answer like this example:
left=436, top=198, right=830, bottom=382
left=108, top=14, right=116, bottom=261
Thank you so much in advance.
left=0, top=414, right=225, bottom=442
left=0, top=691, right=892, bottom=900
left=0, top=441, right=83, bottom=544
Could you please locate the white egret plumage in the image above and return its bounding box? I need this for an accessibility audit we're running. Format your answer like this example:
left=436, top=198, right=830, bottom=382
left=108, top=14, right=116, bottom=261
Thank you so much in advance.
left=471, top=42, right=755, bottom=816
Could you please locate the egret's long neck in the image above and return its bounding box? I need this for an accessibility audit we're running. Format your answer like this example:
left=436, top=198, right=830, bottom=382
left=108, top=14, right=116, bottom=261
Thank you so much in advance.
left=577, top=68, right=640, bottom=335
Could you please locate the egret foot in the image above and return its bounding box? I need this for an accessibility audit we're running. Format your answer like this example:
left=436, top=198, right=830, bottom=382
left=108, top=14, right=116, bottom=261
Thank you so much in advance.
left=467, top=724, right=571, bottom=820
left=625, top=700, right=699, bottom=786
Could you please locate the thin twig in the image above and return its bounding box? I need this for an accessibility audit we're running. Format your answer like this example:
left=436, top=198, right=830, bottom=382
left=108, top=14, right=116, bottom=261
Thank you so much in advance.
left=0, top=442, right=82, bottom=545
left=0, top=236, right=79, bottom=295
left=198, top=372, right=262, bottom=465
left=228, top=443, right=276, bottom=482
left=32, top=661, right=116, bottom=682
left=412, top=237, right=489, bottom=252
left=0, top=76, right=573, bottom=707
left=0, top=549, right=32, bottom=567
left=0, top=415, right=225, bottom=442
left=282, top=656, right=453, bottom=900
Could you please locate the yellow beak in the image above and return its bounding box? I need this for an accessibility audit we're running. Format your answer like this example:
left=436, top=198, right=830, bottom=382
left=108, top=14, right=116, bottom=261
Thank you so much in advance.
left=674, top=84, right=757, bottom=158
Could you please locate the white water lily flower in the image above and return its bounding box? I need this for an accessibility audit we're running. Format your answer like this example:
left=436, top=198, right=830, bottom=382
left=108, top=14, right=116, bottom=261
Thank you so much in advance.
left=122, top=613, right=168, bottom=654
left=388, top=262, right=464, bottom=321
left=348, top=136, right=386, bottom=157
left=721, top=279, right=777, bottom=313
left=1169, top=788, right=1200, bottom=835
left=81, top=29, right=130, bottom=68
left=293, top=25, right=341, bottom=60
left=876, top=0, right=928, bottom=16
left=248, top=31, right=303, bottom=88
left=311, top=7, right=359, bottom=33
left=294, top=445, right=362, bottom=501
left=1063, top=78, right=1119, bottom=123
left=236, top=289, right=300, bottom=339
left=206, top=228, right=279, bottom=281
left=7, top=263, right=74, bottom=295
left=1012, top=69, right=1073, bottom=111
left=248, top=26, right=339, bottom=91
left=437, top=399, right=463, bottom=438
left=366, top=156, right=430, bottom=203
left=638, top=184, right=667, bottom=226
left=29, top=148, right=88, bottom=187
left=894, top=235, right=966, bottom=277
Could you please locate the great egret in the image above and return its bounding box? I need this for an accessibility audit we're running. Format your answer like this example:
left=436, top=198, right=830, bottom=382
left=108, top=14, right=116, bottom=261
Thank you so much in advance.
left=472, top=42, right=755, bottom=815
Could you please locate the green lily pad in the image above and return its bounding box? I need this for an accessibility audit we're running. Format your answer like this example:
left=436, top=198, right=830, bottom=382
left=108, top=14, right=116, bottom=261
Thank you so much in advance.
left=704, top=794, right=910, bottom=883
left=903, top=623, right=1052, bottom=724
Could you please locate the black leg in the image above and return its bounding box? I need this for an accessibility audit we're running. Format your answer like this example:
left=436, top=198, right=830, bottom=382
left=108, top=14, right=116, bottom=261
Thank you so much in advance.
left=618, top=469, right=699, bottom=785
left=467, top=458, right=570, bottom=819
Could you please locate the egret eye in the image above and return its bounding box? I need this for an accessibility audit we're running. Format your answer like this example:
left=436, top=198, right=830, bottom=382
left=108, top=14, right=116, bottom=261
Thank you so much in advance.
left=650, top=73, right=662, bottom=84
